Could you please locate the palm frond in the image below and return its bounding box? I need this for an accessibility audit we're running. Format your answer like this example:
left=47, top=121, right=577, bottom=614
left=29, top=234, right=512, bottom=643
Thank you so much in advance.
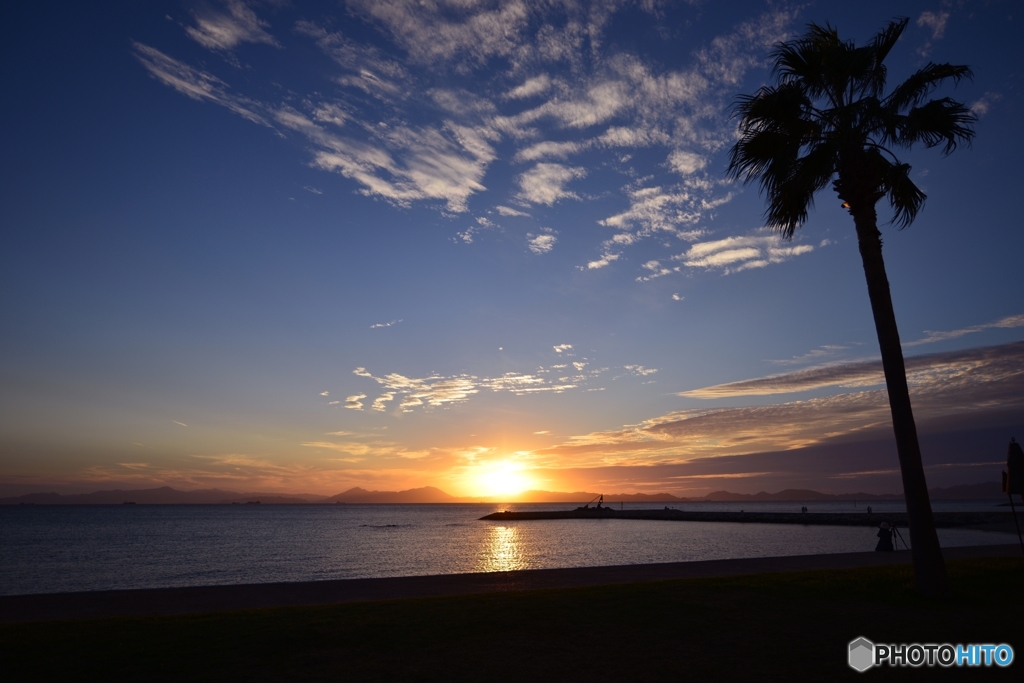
left=898, top=98, right=977, bottom=153
left=861, top=18, right=909, bottom=98
left=869, top=17, right=909, bottom=65
left=732, top=83, right=812, bottom=135
left=773, top=23, right=845, bottom=102
left=885, top=63, right=973, bottom=112
left=729, top=84, right=819, bottom=189
left=880, top=159, right=927, bottom=228
left=763, top=171, right=821, bottom=238
left=763, top=141, right=838, bottom=238
left=728, top=129, right=798, bottom=190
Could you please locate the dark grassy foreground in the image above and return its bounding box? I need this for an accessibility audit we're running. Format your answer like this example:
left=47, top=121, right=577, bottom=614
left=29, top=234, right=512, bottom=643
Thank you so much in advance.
left=2, top=558, right=1021, bottom=682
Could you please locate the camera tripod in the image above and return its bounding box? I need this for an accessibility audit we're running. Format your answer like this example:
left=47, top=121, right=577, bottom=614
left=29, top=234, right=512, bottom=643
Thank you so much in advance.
left=890, top=524, right=909, bottom=550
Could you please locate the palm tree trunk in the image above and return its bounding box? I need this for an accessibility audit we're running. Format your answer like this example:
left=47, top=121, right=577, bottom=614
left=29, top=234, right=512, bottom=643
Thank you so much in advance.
left=851, top=206, right=950, bottom=597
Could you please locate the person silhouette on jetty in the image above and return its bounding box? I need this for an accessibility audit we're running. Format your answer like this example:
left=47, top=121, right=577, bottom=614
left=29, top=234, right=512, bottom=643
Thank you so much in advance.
left=875, top=522, right=894, bottom=552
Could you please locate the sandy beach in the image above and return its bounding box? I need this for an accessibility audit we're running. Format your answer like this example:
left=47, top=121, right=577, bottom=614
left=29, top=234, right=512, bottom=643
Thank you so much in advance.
left=2, top=543, right=1018, bottom=624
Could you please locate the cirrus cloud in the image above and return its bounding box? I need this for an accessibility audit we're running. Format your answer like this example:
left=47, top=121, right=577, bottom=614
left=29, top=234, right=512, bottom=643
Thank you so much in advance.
left=675, top=231, right=815, bottom=274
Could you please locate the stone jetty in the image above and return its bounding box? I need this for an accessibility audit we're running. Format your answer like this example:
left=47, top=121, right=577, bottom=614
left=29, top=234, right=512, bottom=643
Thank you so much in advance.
left=480, top=507, right=1014, bottom=529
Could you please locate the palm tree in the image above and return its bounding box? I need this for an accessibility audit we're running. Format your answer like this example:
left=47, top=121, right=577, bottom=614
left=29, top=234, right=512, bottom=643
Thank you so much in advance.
left=727, top=18, right=975, bottom=596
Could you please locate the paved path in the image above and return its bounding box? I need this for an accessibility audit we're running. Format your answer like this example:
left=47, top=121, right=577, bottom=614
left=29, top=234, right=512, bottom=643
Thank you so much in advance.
left=1, top=544, right=1018, bottom=624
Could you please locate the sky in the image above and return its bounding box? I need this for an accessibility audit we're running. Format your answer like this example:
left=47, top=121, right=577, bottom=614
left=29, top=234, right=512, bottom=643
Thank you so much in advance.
left=2, top=0, right=1022, bottom=499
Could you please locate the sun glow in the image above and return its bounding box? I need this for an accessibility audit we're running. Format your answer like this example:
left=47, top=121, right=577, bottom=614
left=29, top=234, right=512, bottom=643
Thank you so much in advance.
left=471, top=460, right=535, bottom=499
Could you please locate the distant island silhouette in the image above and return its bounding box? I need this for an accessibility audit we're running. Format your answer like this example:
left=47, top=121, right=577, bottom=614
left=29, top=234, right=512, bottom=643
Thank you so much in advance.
left=0, top=481, right=1003, bottom=505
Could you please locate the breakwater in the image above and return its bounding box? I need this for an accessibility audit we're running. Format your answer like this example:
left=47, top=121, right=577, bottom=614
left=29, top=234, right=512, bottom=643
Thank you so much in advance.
left=480, top=508, right=1014, bottom=528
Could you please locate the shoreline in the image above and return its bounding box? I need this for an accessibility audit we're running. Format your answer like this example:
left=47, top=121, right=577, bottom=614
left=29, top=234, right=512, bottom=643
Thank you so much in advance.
left=2, top=543, right=1018, bottom=624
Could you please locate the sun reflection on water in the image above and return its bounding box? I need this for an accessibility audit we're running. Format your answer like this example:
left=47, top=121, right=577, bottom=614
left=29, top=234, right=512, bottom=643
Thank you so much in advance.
left=476, top=524, right=528, bottom=573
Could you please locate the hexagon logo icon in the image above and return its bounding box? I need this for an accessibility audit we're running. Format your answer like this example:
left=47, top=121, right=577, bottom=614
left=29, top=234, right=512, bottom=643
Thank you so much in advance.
left=849, top=637, right=875, bottom=672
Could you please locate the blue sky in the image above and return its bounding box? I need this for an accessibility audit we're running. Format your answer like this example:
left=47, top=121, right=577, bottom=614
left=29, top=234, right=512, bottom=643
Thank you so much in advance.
left=2, top=0, right=1022, bottom=498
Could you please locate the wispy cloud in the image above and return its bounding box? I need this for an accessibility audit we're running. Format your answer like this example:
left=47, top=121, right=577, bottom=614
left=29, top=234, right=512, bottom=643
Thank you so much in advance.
left=600, top=186, right=706, bottom=238
left=667, top=150, right=707, bottom=175
left=172, top=420, right=188, bottom=428
left=586, top=252, right=620, bottom=270
left=680, top=341, right=1024, bottom=399
left=513, top=140, right=585, bottom=163
left=506, top=75, right=552, bottom=100
left=624, top=365, right=658, bottom=377
left=345, top=394, right=367, bottom=410
left=771, top=345, right=852, bottom=366
left=905, top=313, right=1024, bottom=347
left=301, top=439, right=430, bottom=460
left=917, top=10, right=950, bottom=40
left=186, top=0, right=281, bottom=52
left=675, top=231, right=814, bottom=274
left=516, top=163, right=586, bottom=205
left=346, top=0, right=535, bottom=68
left=371, top=393, right=395, bottom=412
left=970, top=92, right=1002, bottom=117
left=456, top=216, right=499, bottom=244
left=370, top=319, right=403, bottom=329
left=496, top=205, right=530, bottom=217
left=132, top=43, right=270, bottom=126
left=305, top=113, right=497, bottom=213
left=636, top=259, right=676, bottom=282
left=915, top=9, right=951, bottom=57
left=553, top=344, right=573, bottom=354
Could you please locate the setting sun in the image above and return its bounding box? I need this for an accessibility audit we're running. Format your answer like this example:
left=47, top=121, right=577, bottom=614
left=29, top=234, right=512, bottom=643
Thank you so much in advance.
left=470, top=460, right=535, bottom=499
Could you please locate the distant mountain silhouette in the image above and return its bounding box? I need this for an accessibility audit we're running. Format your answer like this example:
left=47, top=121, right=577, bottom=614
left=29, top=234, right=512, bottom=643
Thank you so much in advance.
left=700, top=483, right=1007, bottom=501
left=701, top=489, right=902, bottom=502
left=0, top=486, right=319, bottom=505
left=324, top=486, right=460, bottom=504
left=0, top=481, right=1008, bottom=505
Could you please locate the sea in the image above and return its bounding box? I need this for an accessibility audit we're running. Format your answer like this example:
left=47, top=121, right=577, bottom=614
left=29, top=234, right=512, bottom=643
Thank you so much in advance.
left=0, top=500, right=1015, bottom=596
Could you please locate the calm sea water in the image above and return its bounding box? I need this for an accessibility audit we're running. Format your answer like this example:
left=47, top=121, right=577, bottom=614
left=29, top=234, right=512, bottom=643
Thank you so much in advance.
left=0, top=501, right=1013, bottom=596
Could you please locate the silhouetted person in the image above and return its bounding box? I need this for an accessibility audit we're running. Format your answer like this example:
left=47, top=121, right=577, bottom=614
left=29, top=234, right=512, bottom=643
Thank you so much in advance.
left=875, top=522, right=894, bottom=552
left=1003, top=437, right=1024, bottom=556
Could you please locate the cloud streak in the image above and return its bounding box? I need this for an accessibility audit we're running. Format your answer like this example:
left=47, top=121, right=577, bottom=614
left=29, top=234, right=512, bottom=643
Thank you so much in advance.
left=904, top=313, right=1024, bottom=347
left=675, top=231, right=815, bottom=274
left=680, top=341, right=1024, bottom=399
left=133, top=43, right=270, bottom=126
left=533, top=340, right=1024, bottom=468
